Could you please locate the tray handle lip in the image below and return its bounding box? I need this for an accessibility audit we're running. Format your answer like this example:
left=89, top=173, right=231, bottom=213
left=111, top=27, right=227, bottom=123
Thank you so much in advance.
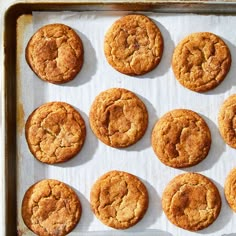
left=4, top=0, right=236, bottom=19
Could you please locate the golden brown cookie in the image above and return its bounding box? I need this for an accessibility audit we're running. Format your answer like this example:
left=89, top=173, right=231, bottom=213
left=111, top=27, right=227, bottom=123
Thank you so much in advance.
left=89, top=88, right=148, bottom=148
left=151, top=109, right=211, bottom=168
left=22, top=179, right=81, bottom=236
left=218, top=94, right=236, bottom=148
left=162, top=172, right=221, bottom=231
left=25, top=101, right=86, bottom=164
left=26, top=23, right=84, bottom=84
left=104, top=14, right=163, bottom=75
left=225, top=168, right=236, bottom=212
left=172, top=32, right=231, bottom=92
left=90, top=170, right=149, bottom=229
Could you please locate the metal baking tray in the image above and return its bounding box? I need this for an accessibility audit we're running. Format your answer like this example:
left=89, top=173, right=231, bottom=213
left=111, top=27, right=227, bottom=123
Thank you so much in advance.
left=3, top=1, right=236, bottom=235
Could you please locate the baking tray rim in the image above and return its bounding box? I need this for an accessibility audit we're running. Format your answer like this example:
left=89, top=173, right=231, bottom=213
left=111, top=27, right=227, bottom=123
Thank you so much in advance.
left=4, top=1, right=236, bottom=15
left=4, top=1, right=236, bottom=235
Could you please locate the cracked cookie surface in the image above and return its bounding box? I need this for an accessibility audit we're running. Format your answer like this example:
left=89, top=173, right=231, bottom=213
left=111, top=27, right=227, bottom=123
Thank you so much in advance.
left=151, top=109, right=211, bottom=168
left=225, top=168, right=236, bottom=212
left=89, top=88, right=148, bottom=148
left=104, top=14, right=163, bottom=75
left=218, top=94, right=236, bottom=148
left=22, top=179, right=81, bottom=236
left=162, top=172, right=221, bottom=231
left=90, top=170, right=149, bottom=229
left=25, top=101, right=86, bottom=164
left=26, top=23, right=84, bottom=84
left=172, top=32, right=231, bottom=92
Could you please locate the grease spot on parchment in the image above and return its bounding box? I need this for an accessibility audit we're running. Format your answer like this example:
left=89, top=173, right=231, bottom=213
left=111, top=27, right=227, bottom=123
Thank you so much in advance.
left=17, top=102, right=25, bottom=135
left=17, top=226, right=29, bottom=236
left=17, top=218, right=29, bottom=236
left=17, top=15, right=32, bottom=53
left=16, top=15, right=31, bottom=136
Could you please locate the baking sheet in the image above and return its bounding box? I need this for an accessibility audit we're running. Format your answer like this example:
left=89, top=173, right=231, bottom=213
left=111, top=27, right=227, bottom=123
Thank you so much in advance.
left=16, top=11, right=236, bottom=235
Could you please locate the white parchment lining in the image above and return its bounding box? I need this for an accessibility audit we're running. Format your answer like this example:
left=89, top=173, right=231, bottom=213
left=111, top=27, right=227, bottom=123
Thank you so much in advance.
left=16, top=11, right=236, bottom=236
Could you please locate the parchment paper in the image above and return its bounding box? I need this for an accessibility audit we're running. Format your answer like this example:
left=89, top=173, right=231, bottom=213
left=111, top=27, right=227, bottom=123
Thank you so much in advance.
left=16, top=11, right=236, bottom=236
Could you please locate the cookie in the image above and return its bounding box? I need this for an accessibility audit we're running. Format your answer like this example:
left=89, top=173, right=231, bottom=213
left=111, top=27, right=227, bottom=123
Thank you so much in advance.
left=218, top=94, right=236, bottom=148
left=22, top=179, right=81, bottom=236
left=225, top=168, right=236, bottom=212
left=25, top=101, right=86, bottom=164
left=151, top=109, right=211, bottom=168
left=104, top=14, right=163, bottom=75
left=26, top=23, right=84, bottom=84
left=162, top=172, right=221, bottom=231
left=172, top=32, right=231, bottom=92
left=89, top=88, right=148, bottom=148
left=90, top=170, right=149, bottom=229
